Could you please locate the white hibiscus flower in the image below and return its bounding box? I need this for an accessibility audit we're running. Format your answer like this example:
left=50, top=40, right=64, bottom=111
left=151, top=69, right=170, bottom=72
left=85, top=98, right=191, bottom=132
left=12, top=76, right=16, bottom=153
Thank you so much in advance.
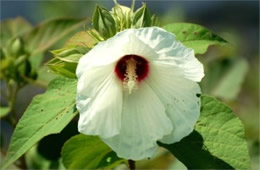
left=76, top=27, right=204, bottom=160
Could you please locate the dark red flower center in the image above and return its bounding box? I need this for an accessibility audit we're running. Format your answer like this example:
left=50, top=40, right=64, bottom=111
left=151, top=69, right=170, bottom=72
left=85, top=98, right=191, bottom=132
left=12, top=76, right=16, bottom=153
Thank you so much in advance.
left=115, top=54, right=149, bottom=82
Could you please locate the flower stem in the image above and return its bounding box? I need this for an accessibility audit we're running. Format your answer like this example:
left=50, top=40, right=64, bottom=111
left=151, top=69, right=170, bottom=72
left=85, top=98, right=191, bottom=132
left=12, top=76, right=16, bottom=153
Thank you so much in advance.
left=128, top=160, right=135, bottom=170
left=5, top=81, right=27, bottom=169
left=7, top=81, right=19, bottom=126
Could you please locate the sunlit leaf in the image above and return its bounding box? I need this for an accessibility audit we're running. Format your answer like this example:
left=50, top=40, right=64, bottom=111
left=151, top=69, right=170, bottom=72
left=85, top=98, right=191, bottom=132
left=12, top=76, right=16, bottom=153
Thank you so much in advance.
left=47, top=59, right=77, bottom=78
left=50, top=46, right=89, bottom=63
left=196, top=96, right=250, bottom=169
left=163, top=23, right=227, bottom=54
left=61, top=134, right=125, bottom=169
left=160, top=96, right=250, bottom=169
left=35, top=66, right=57, bottom=88
left=2, top=77, right=78, bottom=169
left=47, top=46, right=89, bottom=78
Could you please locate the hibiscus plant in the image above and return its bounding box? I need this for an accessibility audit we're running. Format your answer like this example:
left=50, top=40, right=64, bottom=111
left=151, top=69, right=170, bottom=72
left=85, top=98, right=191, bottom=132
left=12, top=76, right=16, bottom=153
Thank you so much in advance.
left=1, top=1, right=251, bottom=169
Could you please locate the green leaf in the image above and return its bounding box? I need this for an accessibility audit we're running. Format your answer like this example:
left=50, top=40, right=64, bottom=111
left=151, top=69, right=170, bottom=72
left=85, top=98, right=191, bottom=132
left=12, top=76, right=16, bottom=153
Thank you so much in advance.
left=2, top=76, right=78, bottom=169
left=36, top=66, right=57, bottom=87
left=160, top=96, right=250, bottom=169
left=23, top=18, right=87, bottom=56
left=0, top=106, right=10, bottom=118
left=47, top=46, right=89, bottom=78
left=61, top=134, right=125, bottom=169
left=0, top=17, right=32, bottom=48
left=159, top=131, right=233, bottom=169
left=196, top=96, right=250, bottom=169
left=47, top=59, right=77, bottom=78
left=163, top=23, right=228, bottom=54
left=97, top=151, right=124, bottom=169
left=50, top=46, right=89, bottom=63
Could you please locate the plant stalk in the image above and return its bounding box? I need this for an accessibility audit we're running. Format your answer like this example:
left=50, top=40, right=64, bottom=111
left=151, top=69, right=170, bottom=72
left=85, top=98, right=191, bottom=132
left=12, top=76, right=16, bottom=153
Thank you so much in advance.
left=128, top=160, right=135, bottom=170
left=7, top=81, right=19, bottom=126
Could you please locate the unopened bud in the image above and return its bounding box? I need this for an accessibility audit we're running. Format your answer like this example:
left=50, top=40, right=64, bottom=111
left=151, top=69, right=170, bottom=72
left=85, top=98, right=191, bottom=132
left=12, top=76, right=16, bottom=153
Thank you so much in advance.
left=93, top=5, right=117, bottom=39
left=10, top=38, right=24, bottom=57
left=132, top=3, right=152, bottom=28
left=111, top=4, right=133, bottom=30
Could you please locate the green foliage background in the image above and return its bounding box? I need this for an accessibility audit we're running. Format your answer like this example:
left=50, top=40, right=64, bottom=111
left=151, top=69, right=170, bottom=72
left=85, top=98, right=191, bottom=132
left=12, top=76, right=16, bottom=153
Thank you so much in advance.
left=1, top=0, right=259, bottom=169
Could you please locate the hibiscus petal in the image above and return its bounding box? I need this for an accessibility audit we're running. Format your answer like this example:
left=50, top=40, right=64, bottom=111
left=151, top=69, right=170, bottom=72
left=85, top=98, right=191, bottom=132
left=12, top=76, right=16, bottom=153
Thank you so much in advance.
left=77, top=65, right=123, bottom=138
left=102, top=82, right=173, bottom=160
left=76, top=33, right=129, bottom=77
left=122, top=33, right=158, bottom=60
left=146, top=62, right=201, bottom=144
left=131, top=27, right=204, bottom=82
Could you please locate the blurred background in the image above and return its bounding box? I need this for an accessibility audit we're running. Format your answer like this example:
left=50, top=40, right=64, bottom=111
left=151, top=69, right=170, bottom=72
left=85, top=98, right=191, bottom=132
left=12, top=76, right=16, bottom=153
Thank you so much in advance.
left=1, top=0, right=259, bottom=169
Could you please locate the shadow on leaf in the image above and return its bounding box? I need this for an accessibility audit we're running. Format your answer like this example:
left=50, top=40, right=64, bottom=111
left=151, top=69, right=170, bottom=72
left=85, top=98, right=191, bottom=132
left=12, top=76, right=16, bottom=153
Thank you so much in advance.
left=158, top=130, right=234, bottom=169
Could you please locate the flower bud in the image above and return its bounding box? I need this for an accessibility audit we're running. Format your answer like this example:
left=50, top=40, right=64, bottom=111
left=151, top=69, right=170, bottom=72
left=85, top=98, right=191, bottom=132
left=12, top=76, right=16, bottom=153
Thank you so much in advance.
left=132, top=3, right=152, bottom=28
left=111, top=4, right=133, bottom=30
left=92, top=5, right=117, bottom=39
left=9, top=38, right=24, bottom=57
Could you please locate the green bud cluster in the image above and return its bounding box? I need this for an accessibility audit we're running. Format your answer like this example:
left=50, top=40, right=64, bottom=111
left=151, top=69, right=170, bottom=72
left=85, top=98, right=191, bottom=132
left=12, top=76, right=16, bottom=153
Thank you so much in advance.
left=92, top=2, right=159, bottom=40
left=0, top=37, right=36, bottom=85
left=48, top=1, right=159, bottom=78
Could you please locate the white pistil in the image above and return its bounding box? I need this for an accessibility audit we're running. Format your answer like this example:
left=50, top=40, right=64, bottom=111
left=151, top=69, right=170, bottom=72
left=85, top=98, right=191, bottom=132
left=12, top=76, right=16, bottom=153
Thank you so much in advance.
left=124, top=58, right=138, bottom=94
